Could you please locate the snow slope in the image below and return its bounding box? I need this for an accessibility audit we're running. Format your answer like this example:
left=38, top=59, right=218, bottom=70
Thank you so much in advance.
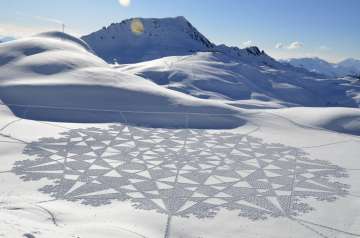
left=0, top=31, right=243, bottom=128
left=268, top=107, right=360, bottom=136
left=118, top=52, right=358, bottom=108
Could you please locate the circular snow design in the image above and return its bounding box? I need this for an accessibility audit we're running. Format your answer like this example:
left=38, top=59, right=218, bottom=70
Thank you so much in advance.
left=14, top=124, right=349, bottom=220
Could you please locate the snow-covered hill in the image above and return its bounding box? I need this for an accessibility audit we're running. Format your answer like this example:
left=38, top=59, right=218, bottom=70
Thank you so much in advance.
left=0, top=31, right=242, bottom=128
left=118, top=52, right=359, bottom=108
left=283, top=57, right=360, bottom=77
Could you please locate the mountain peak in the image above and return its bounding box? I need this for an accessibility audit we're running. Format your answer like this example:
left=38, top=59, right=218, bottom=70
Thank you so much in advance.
left=245, top=46, right=264, bottom=56
left=82, top=16, right=215, bottom=63
left=82, top=17, right=270, bottom=64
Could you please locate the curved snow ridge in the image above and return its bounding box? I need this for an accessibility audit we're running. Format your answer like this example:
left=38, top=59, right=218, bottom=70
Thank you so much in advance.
left=0, top=32, right=95, bottom=60
left=0, top=31, right=107, bottom=80
left=37, top=31, right=94, bottom=52
left=0, top=32, right=245, bottom=128
left=272, top=107, right=360, bottom=136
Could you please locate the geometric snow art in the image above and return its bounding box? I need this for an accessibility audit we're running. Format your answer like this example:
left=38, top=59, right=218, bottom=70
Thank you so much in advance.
left=13, top=124, right=349, bottom=221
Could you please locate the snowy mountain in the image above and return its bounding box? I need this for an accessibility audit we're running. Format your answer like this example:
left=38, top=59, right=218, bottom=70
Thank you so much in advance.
left=82, top=17, right=271, bottom=64
left=338, top=58, right=360, bottom=76
left=283, top=57, right=360, bottom=77
left=82, top=17, right=215, bottom=64
left=81, top=17, right=359, bottom=108
left=82, top=15, right=360, bottom=81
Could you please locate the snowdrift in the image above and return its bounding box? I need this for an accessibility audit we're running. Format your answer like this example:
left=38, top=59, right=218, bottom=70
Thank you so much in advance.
left=0, top=32, right=243, bottom=129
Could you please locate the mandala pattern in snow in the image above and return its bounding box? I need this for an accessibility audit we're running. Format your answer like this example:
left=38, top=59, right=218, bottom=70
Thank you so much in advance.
left=14, top=124, right=349, bottom=220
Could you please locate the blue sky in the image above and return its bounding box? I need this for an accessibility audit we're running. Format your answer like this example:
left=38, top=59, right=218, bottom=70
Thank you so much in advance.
left=1, top=0, right=359, bottom=62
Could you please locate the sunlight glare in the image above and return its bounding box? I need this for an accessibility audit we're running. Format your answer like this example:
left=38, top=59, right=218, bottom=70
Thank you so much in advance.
left=118, top=0, right=131, bottom=7
left=131, top=18, right=144, bottom=35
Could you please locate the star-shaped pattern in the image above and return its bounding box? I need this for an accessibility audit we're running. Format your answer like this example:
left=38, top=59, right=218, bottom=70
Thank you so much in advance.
left=14, top=124, right=349, bottom=220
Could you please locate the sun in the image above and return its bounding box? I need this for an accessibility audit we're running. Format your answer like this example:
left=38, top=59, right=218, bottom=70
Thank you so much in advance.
left=118, top=0, right=131, bottom=7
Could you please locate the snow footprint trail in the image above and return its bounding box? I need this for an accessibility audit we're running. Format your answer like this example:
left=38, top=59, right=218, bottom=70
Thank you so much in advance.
left=12, top=123, right=350, bottom=238
left=292, top=217, right=360, bottom=237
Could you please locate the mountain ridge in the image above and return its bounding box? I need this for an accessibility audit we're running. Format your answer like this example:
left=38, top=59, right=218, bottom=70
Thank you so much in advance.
left=81, top=16, right=270, bottom=64
left=80, top=16, right=359, bottom=108
left=283, top=57, right=360, bottom=77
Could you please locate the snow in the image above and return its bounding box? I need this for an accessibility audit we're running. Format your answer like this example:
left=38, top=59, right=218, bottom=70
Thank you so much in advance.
left=1, top=103, right=360, bottom=238
left=81, top=16, right=359, bottom=108
left=338, top=58, right=360, bottom=76
left=0, top=17, right=360, bottom=238
left=118, top=52, right=359, bottom=108
left=267, top=107, right=360, bottom=136
left=82, top=16, right=271, bottom=65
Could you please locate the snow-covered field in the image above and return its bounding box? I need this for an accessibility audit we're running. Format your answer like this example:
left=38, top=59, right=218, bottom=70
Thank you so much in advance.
left=1, top=102, right=360, bottom=238
left=0, top=17, right=360, bottom=238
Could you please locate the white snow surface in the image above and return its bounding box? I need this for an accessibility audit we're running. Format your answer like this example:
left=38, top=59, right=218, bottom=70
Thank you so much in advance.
left=269, top=107, right=360, bottom=136
left=1, top=102, right=360, bottom=238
